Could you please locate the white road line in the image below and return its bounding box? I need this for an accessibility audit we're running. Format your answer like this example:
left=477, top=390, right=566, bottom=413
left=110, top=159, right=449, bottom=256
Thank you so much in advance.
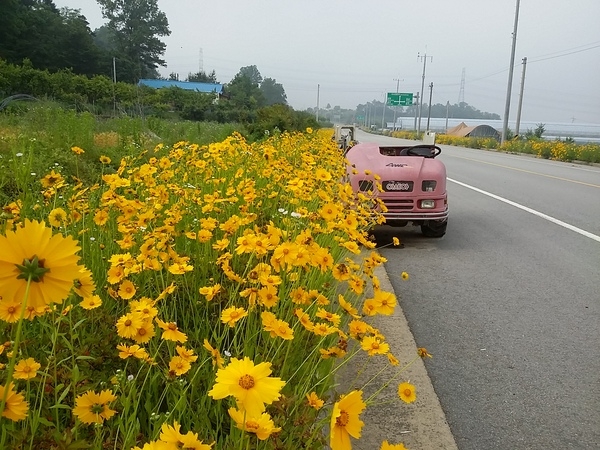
left=448, top=177, right=600, bottom=243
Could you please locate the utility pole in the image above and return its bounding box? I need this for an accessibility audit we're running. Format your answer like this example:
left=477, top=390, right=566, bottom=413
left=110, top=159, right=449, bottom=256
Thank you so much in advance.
left=501, top=0, right=521, bottom=144
left=515, top=57, right=527, bottom=137
left=112, top=57, right=117, bottom=117
left=426, top=82, right=434, bottom=131
left=316, top=84, right=320, bottom=123
left=417, top=52, right=433, bottom=135
left=445, top=101, right=450, bottom=133
left=413, top=92, right=420, bottom=130
left=381, top=92, right=386, bottom=130
left=392, top=78, right=401, bottom=131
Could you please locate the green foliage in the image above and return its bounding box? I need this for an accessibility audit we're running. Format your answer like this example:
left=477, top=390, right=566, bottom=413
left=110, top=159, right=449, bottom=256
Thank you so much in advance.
left=246, top=104, right=318, bottom=140
left=186, top=70, right=218, bottom=83
left=0, top=1, right=109, bottom=77
left=260, top=77, right=287, bottom=106
left=96, top=0, right=171, bottom=82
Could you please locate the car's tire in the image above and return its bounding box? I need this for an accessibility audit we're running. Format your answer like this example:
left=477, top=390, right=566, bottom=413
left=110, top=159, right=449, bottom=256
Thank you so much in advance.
left=421, top=219, right=447, bottom=237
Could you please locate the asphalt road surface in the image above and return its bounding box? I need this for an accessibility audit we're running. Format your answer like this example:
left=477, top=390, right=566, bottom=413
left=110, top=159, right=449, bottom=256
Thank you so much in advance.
left=355, top=130, right=600, bottom=449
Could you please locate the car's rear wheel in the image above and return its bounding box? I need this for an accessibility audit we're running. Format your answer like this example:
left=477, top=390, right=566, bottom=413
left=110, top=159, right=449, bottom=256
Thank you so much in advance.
left=421, top=219, right=447, bottom=237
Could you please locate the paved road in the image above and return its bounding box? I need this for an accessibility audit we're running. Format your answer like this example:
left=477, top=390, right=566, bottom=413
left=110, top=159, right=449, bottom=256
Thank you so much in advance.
left=356, top=130, right=600, bottom=449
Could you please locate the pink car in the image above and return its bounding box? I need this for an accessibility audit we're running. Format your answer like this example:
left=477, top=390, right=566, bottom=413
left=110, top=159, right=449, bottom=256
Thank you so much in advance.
left=346, top=143, right=448, bottom=237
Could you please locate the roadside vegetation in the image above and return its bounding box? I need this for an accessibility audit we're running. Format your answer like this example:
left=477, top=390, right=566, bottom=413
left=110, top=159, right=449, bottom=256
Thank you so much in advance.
left=386, top=129, right=600, bottom=164
left=0, top=106, right=421, bottom=449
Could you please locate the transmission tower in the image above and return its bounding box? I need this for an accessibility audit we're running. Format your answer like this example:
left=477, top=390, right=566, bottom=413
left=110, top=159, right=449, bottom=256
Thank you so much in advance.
left=458, top=68, right=465, bottom=104
left=199, top=48, right=204, bottom=73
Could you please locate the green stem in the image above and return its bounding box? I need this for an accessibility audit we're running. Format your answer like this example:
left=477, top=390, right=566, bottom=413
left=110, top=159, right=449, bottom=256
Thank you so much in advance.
left=0, top=276, right=32, bottom=419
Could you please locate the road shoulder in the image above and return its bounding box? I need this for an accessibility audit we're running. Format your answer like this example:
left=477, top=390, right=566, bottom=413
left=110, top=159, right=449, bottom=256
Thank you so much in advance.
left=336, top=259, right=458, bottom=450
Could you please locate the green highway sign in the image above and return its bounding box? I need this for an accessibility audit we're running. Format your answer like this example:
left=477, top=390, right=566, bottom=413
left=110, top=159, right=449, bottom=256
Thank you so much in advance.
left=387, top=92, right=414, bottom=106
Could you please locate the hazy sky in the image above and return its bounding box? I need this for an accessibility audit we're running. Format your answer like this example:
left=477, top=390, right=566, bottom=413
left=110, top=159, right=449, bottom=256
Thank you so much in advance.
left=53, top=0, right=600, bottom=124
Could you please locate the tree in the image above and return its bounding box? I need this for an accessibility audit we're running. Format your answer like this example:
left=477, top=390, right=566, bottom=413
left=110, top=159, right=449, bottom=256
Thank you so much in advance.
left=225, top=66, right=265, bottom=112
left=0, top=1, right=106, bottom=76
left=186, top=70, right=218, bottom=83
left=238, top=65, right=262, bottom=85
left=96, top=0, right=171, bottom=82
left=260, top=77, right=287, bottom=106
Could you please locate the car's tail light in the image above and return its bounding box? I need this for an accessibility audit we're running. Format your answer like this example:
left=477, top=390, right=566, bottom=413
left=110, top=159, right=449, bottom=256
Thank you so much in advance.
left=422, top=180, right=437, bottom=192
left=358, top=180, right=373, bottom=191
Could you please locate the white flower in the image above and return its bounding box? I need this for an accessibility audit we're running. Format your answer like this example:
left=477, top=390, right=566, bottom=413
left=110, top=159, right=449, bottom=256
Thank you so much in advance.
left=15, top=152, right=23, bottom=157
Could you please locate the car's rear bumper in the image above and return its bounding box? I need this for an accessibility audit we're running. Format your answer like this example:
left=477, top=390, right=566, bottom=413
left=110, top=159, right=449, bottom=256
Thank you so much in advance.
left=383, top=207, right=448, bottom=221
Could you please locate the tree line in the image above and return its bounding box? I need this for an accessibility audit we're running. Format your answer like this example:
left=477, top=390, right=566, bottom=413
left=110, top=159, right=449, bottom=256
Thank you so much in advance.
left=0, top=0, right=316, bottom=138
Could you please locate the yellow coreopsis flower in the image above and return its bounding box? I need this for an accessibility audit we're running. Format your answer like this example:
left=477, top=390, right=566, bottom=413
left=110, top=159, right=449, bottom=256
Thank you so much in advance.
left=381, top=441, right=408, bottom=450
left=0, top=219, right=81, bottom=309
left=40, top=170, right=65, bottom=189
left=117, top=344, right=149, bottom=360
left=0, top=383, right=28, bottom=421
left=398, top=382, right=416, bottom=404
left=330, top=390, right=366, bottom=450
left=73, top=266, right=96, bottom=298
left=306, top=392, right=325, bottom=410
left=131, top=320, right=155, bottom=344
left=258, top=285, right=279, bottom=308
left=0, top=300, right=22, bottom=323
left=220, top=306, right=248, bottom=328
left=203, top=339, right=224, bottom=368
left=208, top=356, right=285, bottom=417
left=228, top=407, right=282, bottom=440
left=199, top=284, right=221, bottom=301
left=361, top=336, right=390, bottom=356
left=48, top=208, right=68, bottom=228
left=169, top=356, right=191, bottom=376
left=176, top=346, right=198, bottom=363
left=159, top=421, right=212, bottom=449
left=155, top=318, right=187, bottom=343
left=13, top=357, right=41, bottom=380
left=118, top=279, right=136, bottom=300
left=369, top=289, right=397, bottom=316
left=80, top=295, right=102, bottom=310
left=338, top=295, right=360, bottom=319
left=72, top=389, right=117, bottom=424
left=319, top=203, right=340, bottom=221
left=116, top=312, right=144, bottom=339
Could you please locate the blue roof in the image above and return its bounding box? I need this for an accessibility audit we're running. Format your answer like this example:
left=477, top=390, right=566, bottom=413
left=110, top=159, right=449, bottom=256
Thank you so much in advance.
left=138, top=79, right=223, bottom=94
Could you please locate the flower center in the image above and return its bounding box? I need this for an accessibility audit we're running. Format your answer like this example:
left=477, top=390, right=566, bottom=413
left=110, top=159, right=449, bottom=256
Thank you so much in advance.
left=238, top=374, right=255, bottom=389
left=124, top=319, right=132, bottom=326
left=90, top=403, right=104, bottom=414
left=336, top=410, right=349, bottom=427
left=16, top=255, right=50, bottom=282
left=404, top=389, right=412, bottom=397
left=246, top=420, right=260, bottom=431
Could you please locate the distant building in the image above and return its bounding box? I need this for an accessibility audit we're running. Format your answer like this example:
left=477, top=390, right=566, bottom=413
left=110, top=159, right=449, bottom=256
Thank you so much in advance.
left=446, top=122, right=501, bottom=140
left=138, top=79, right=223, bottom=95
